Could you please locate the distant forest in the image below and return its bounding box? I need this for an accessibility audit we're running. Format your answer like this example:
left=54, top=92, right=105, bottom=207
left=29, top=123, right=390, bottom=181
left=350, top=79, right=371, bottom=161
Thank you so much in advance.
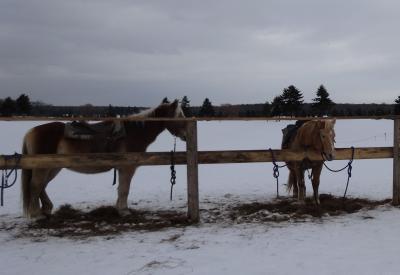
left=1, top=86, right=400, bottom=118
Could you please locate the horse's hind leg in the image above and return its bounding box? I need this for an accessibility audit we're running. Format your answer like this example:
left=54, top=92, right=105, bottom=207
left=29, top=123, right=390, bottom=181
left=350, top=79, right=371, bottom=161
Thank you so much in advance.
left=294, top=167, right=306, bottom=202
left=311, top=164, right=323, bottom=205
left=39, top=168, right=61, bottom=216
left=116, top=166, right=137, bottom=215
left=28, top=169, right=50, bottom=219
left=288, top=171, right=298, bottom=198
left=39, top=191, right=53, bottom=217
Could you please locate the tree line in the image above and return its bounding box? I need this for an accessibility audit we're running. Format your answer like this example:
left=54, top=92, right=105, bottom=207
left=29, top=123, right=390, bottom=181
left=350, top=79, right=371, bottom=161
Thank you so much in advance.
left=1, top=87, right=400, bottom=117
left=194, top=85, right=400, bottom=117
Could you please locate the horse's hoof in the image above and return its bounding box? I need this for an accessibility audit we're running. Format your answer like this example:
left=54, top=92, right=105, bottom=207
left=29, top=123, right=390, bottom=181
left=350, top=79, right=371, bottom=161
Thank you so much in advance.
left=118, top=208, right=131, bottom=217
left=292, top=200, right=306, bottom=206
left=31, top=214, right=48, bottom=222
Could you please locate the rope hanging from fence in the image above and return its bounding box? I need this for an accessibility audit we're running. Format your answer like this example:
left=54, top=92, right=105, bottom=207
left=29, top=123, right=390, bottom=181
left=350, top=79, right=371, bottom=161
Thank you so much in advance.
left=322, top=146, right=355, bottom=199
left=269, top=148, right=287, bottom=198
left=1, top=153, right=22, bottom=206
left=170, top=137, right=177, bottom=201
left=112, top=168, right=117, bottom=186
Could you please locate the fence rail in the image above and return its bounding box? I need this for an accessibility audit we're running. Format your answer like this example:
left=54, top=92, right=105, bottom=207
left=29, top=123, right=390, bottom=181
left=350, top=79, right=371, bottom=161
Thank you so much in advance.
left=0, top=147, right=393, bottom=169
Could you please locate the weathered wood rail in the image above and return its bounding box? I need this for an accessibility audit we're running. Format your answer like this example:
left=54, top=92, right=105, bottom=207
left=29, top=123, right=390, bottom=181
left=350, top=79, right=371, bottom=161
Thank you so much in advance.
left=0, top=147, right=393, bottom=169
left=0, top=117, right=398, bottom=222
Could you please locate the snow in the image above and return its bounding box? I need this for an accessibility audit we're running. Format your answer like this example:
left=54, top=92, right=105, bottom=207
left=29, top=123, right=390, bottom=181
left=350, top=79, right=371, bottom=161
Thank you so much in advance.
left=1, top=119, right=400, bottom=275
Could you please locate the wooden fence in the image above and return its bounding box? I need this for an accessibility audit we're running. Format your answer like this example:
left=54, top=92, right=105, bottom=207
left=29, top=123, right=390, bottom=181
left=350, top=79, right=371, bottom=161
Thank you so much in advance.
left=0, top=117, right=398, bottom=222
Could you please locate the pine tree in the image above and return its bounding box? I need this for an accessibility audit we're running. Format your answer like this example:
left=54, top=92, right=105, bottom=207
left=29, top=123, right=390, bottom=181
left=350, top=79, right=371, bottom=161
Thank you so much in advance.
left=271, top=96, right=284, bottom=116
left=1, top=97, right=16, bottom=116
left=263, top=101, right=271, bottom=116
left=181, top=96, right=192, bottom=116
left=107, top=104, right=116, bottom=117
left=394, top=96, right=400, bottom=115
left=16, top=94, right=32, bottom=115
left=311, top=85, right=335, bottom=116
left=281, top=85, right=304, bottom=116
left=199, top=98, right=215, bottom=117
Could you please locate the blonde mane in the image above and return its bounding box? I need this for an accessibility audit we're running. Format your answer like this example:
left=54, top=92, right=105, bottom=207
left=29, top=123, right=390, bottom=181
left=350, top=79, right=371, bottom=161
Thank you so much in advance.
left=293, top=119, right=335, bottom=150
left=130, top=107, right=156, bottom=118
left=129, top=101, right=183, bottom=118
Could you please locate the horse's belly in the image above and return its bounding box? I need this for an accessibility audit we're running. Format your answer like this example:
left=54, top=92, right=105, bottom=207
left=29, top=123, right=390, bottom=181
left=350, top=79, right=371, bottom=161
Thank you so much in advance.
left=67, top=167, right=112, bottom=174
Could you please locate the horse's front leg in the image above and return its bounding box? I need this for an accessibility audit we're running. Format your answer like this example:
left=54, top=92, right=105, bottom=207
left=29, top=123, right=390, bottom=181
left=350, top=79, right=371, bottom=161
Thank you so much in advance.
left=311, top=164, right=323, bottom=205
left=116, top=166, right=137, bottom=216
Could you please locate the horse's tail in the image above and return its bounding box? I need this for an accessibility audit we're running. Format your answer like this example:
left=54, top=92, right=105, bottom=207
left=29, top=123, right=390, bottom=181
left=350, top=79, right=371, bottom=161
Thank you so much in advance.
left=21, top=138, right=32, bottom=217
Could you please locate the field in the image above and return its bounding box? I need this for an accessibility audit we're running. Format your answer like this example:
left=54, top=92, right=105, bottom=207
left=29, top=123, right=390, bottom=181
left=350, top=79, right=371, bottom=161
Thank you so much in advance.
left=1, top=119, right=400, bottom=275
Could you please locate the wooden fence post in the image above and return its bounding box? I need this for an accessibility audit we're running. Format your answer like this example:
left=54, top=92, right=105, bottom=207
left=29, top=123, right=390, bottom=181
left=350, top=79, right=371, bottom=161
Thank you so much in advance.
left=186, top=121, right=199, bottom=222
left=393, top=119, right=400, bottom=205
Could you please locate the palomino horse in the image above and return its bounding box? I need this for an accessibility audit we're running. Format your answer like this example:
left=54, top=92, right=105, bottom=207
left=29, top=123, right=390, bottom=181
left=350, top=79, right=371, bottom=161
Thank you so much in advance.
left=283, top=119, right=336, bottom=204
left=21, top=100, right=186, bottom=219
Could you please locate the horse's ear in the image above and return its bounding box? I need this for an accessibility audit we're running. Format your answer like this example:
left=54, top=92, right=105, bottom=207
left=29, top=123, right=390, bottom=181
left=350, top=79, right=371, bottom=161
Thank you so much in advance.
left=325, top=119, right=336, bottom=129
left=171, top=99, right=179, bottom=108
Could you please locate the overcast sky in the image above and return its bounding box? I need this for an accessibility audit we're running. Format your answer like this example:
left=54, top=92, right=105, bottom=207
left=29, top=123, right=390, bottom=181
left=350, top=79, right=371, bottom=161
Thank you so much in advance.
left=0, top=0, right=399, bottom=106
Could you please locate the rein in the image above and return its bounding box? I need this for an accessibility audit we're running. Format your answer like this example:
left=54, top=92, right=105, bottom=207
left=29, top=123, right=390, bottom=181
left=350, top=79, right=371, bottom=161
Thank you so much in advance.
left=322, top=146, right=355, bottom=199
left=170, top=137, right=177, bottom=200
left=269, top=148, right=287, bottom=198
left=112, top=168, right=117, bottom=186
left=1, top=153, right=22, bottom=206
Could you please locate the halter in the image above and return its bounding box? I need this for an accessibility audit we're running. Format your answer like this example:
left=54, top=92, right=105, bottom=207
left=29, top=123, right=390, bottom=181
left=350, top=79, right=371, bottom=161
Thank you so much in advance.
left=318, top=122, right=335, bottom=161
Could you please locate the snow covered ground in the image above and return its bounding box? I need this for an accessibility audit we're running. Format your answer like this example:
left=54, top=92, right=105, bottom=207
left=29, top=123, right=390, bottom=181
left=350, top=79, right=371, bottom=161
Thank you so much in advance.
left=1, top=119, right=400, bottom=275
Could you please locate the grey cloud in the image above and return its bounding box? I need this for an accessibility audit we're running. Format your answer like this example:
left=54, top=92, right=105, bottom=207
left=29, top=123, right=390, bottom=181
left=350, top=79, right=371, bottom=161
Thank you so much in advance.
left=0, top=0, right=399, bottom=106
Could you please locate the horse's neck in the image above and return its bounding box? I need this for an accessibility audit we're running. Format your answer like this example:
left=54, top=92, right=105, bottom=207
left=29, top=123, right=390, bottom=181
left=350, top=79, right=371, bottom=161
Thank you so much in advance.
left=143, top=121, right=166, bottom=141
left=125, top=120, right=166, bottom=147
left=293, top=123, right=319, bottom=149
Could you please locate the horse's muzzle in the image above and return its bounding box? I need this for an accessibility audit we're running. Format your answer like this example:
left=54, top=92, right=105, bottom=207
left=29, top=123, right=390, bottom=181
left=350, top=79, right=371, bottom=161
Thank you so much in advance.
left=178, top=134, right=187, bottom=142
left=324, top=153, right=335, bottom=161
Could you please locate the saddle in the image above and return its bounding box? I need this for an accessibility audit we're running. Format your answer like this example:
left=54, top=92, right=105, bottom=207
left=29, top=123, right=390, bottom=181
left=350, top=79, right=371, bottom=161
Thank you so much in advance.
left=64, top=120, right=126, bottom=141
left=281, top=120, right=308, bottom=149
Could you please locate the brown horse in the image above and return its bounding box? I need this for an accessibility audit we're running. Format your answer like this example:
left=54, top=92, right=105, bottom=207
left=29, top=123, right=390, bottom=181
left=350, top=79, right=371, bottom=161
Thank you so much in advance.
left=283, top=119, right=336, bottom=204
left=21, top=100, right=187, bottom=219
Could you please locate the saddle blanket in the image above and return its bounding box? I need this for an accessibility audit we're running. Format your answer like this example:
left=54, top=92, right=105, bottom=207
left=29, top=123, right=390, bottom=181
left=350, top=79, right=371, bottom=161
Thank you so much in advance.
left=64, top=120, right=126, bottom=141
left=281, top=120, right=308, bottom=148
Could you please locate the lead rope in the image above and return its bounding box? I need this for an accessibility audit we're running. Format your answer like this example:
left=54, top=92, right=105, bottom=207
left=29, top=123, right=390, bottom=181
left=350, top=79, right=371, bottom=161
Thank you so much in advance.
left=112, top=168, right=117, bottom=186
left=170, top=137, right=177, bottom=200
left=322, top=146, right=355, bottom=199
left=269, top=148, right=287, bottom=199
left=1, top=153, right=22, bottom=206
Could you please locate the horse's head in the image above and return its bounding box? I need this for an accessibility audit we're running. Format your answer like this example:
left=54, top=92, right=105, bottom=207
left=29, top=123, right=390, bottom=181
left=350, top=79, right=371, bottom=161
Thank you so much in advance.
left=318, top=119, right=336, bottom=161
left=154, top=99, right=187, bottom=141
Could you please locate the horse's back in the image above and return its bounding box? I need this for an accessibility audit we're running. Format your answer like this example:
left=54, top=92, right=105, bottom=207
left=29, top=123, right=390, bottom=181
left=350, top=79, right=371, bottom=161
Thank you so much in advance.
left=24, top=122, right=65, bottom=154
left=282, top=120, right=308, bottom=149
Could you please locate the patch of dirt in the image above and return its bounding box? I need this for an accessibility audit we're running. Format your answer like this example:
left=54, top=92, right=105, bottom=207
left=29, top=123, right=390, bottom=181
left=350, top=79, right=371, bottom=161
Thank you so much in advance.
left=7, top=194, right=392, bottom=239
left=229, top=194, right=391, bottom=223
left=22, top=205, right=191, bottom=238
